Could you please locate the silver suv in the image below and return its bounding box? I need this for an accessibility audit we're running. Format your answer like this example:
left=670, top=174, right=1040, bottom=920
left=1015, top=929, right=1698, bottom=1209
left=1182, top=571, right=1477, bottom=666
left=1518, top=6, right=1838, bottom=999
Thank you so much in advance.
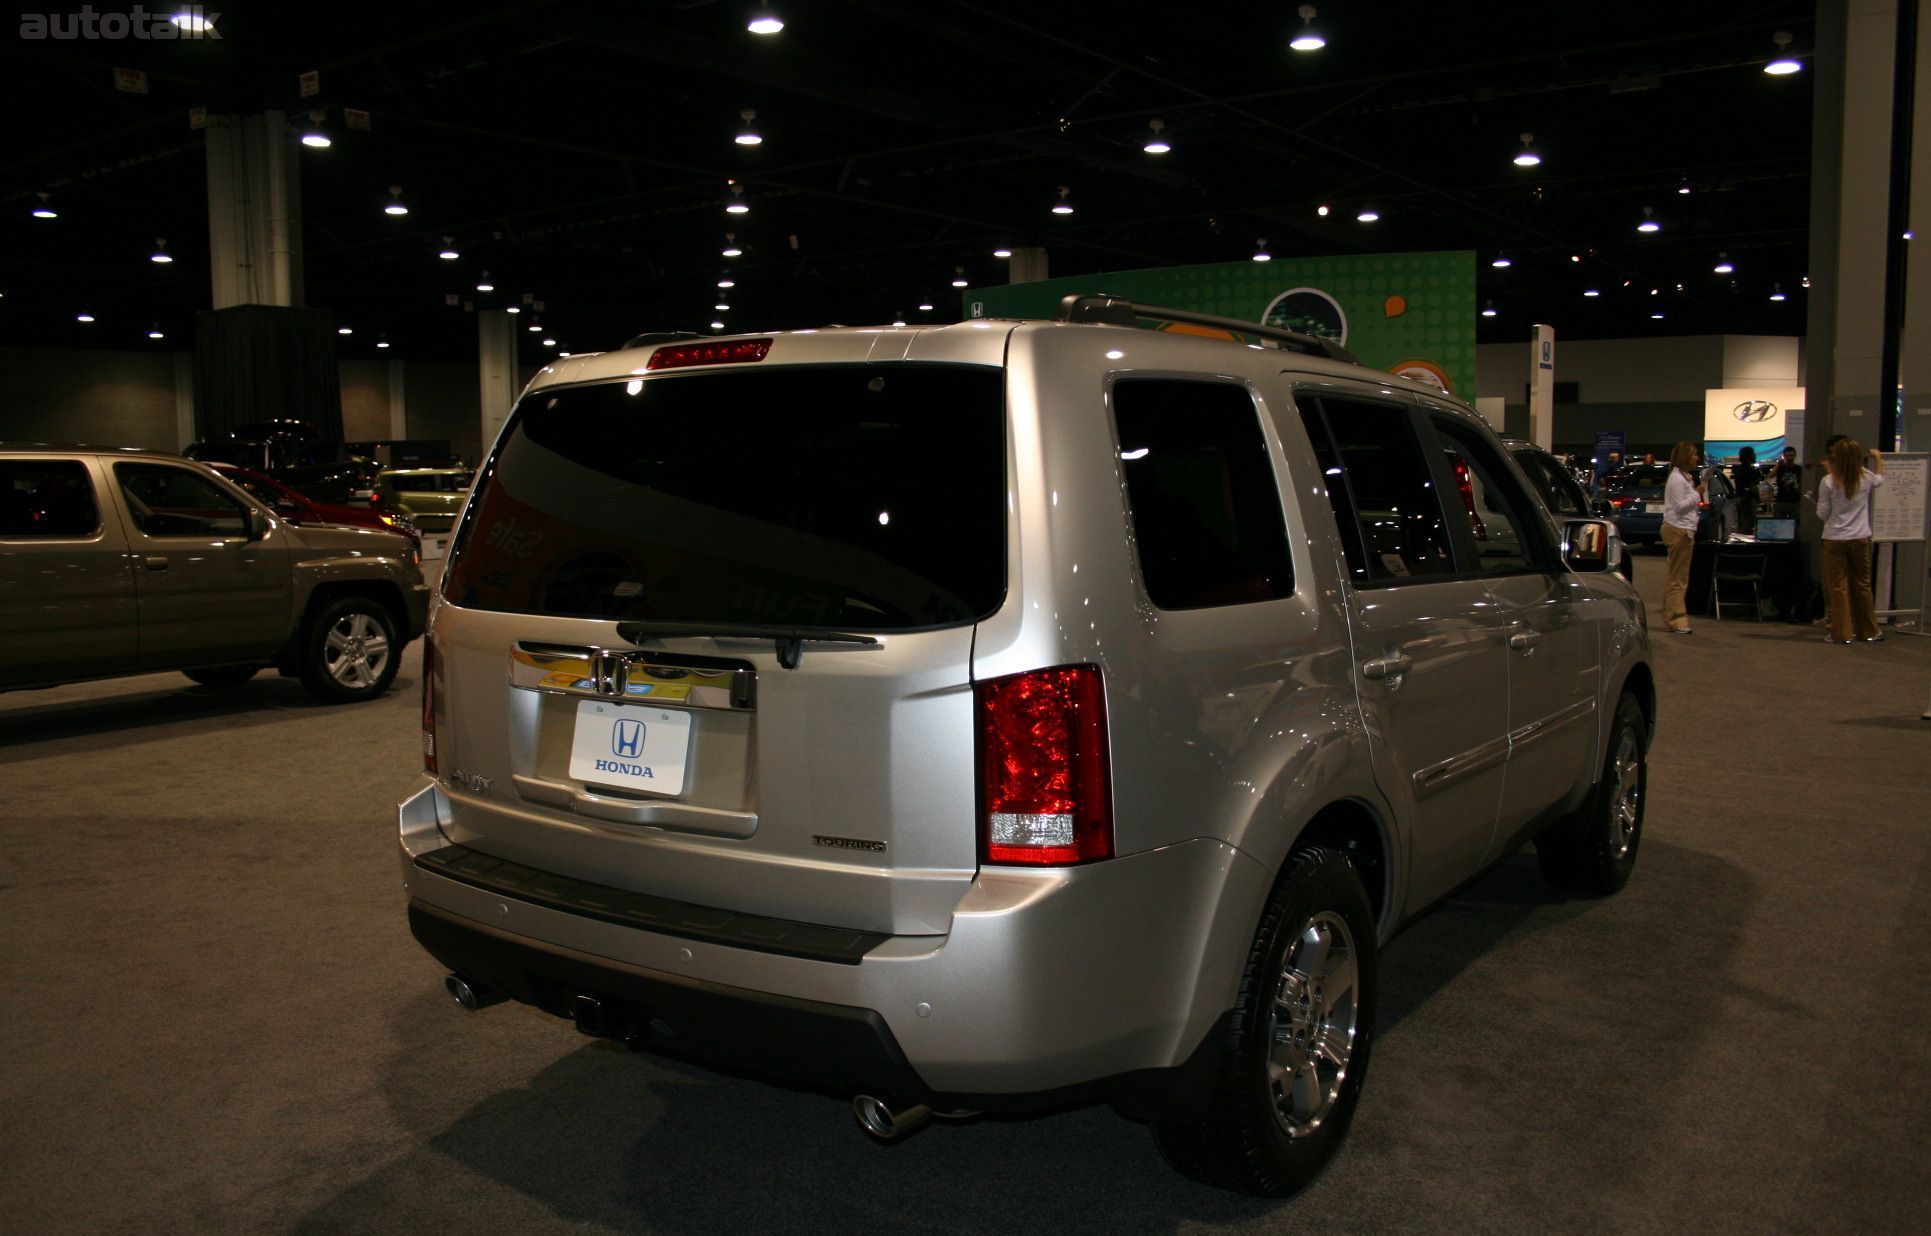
left=399, top=298, right=1652, bottom=1196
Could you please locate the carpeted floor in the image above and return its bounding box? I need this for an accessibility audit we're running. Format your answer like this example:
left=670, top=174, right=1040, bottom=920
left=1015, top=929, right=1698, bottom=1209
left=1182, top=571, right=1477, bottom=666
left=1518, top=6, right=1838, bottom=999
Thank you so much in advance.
left=2, top=553, right=1927, bottom=1235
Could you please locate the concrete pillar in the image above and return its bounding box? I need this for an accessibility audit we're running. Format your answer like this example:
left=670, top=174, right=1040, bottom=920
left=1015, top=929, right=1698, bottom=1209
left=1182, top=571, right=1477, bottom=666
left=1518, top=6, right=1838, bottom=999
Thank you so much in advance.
left=172, top=352, right=195, bottom=450
left=1010, top=247, right=1049, bottom=284
left=478, top=310, right=518, bottom=457
left=205, top=112, right=302, bottom=309
left=1528, top=324, right=1556, bottom=450
left=386, top=358, right=408, bottom=440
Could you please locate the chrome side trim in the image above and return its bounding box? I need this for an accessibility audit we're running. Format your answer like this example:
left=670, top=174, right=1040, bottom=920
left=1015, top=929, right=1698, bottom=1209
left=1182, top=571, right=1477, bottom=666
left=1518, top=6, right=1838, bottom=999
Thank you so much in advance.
left=1507, top=697, right=1597, bottom=752
left=511, top=774, right=760, bottom=839
left=1411, top=734, right=1510, bottom=798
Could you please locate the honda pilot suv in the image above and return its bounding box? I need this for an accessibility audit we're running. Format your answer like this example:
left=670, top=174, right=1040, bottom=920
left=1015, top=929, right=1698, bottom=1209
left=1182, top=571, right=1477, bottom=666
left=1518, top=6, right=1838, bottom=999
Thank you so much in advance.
left=399, top=298, right=1653, bottom=1196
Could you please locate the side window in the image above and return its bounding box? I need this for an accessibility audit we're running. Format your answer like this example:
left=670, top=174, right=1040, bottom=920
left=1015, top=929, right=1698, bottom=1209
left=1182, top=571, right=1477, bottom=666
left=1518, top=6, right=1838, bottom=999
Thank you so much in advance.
left=1113, top=379, right=1293, bottom=609
left=1518, top=451, right=1589, bottom=518
left=1, top=460, right=101, bottom=538
left=1431, top=418, right=1544, bottom=574
left=1303, top=395, right=1454, bottom=583
left=114, top=463, right=249, bottom=538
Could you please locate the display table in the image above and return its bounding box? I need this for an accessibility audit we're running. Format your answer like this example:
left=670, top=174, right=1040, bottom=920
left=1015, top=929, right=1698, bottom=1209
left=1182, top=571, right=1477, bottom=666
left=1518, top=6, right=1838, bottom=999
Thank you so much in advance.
left=1687, top=541, right=1816, bottom=621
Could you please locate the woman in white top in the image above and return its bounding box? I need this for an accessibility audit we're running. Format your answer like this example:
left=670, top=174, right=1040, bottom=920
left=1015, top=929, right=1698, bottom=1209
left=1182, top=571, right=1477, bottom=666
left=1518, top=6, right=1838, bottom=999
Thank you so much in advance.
left=1816, top=438, right=1886, bottom=643
left=1659, top=440, right=1704, bottom=634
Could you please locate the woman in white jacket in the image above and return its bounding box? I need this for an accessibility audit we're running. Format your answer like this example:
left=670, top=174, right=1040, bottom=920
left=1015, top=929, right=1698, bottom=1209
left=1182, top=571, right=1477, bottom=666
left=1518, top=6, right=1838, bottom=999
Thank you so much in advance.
left=1817, top=438, right=1886, bottom=643
left=1659, top=440, right=1704, bottom=634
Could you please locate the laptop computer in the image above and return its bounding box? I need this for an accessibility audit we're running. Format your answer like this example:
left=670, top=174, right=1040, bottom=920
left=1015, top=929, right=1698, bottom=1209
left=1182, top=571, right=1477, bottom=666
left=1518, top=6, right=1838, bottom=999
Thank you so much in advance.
left=1756, top=518, right=1796, bottom=542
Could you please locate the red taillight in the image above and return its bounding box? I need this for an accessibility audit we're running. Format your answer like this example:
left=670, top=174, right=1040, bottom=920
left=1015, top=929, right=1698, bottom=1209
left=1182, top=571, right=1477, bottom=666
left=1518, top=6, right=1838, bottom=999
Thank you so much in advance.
left=645, top=338, right=773, bottom=370
left=421, top=632, right=438, bottom=774
left=975, top=665, right=1113, bottom=866
left=1610, top=496, right=1636, bottom=510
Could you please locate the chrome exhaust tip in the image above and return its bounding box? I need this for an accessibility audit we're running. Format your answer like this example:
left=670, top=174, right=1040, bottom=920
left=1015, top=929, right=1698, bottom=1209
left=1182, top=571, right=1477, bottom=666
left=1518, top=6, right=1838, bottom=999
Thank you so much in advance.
left=444, top=973, right=505, bottom=1011
left=852, top=1094, right=932, bottom=1141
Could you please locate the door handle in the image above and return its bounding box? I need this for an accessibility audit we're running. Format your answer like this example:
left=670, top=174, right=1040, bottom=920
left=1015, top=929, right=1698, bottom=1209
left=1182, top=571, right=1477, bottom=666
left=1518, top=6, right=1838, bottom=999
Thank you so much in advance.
left=1360, top=653, right=1414, bottom=681
left=143, top=556, right=170, bottom=572
left=1508, top=629, right=1540, bottom=651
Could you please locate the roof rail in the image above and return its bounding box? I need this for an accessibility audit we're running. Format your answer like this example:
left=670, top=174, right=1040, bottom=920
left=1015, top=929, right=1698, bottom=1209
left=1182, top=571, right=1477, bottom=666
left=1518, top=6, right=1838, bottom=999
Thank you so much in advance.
left=1052, top=294, right=1360, bottom=365
left=621, top=330, right=706, bottom=350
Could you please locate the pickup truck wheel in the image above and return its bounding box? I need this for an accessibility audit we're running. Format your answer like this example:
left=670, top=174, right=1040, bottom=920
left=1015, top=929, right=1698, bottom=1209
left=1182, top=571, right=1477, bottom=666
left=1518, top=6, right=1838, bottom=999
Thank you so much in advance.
left=1151, top=846, right=1377, bottom=1197
left=298, top=597, right=399, bottom=703
left=1535, top=692, right=1646, bottom=895
left=181, top=666, right=259, bottom=688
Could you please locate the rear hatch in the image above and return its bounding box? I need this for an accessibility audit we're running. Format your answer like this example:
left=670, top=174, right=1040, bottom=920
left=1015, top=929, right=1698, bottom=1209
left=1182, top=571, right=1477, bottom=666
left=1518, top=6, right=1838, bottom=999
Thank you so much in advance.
left=433, top=356, right=1007, bottom=936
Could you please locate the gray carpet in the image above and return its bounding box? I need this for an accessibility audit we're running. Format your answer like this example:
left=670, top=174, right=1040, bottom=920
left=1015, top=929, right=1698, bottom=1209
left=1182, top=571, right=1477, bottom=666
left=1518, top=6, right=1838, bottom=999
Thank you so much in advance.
left=3, top=555, right=1928, bottom=1234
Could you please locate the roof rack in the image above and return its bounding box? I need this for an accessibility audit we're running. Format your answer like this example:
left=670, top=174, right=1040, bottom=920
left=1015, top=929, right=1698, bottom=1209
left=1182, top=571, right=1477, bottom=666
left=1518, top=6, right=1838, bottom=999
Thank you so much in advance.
left=621, top=330, right=706, bottom=350
left=1052, top=294, right=1360, bottom=365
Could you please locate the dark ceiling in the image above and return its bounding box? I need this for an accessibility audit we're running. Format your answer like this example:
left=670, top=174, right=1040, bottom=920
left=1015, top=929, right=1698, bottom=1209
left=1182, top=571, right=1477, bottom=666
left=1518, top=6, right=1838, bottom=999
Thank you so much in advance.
left=1, top=0, right=1818, bottom=364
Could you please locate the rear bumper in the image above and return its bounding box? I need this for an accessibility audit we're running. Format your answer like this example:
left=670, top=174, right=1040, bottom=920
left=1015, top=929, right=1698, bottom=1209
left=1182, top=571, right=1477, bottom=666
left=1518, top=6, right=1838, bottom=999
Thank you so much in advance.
left=397, top=781, right=1267, bottom=1111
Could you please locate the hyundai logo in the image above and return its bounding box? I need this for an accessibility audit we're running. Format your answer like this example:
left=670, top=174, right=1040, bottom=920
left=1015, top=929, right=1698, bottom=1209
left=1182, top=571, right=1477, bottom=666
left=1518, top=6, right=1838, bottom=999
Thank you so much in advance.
left=611, top=718, right=645, bottom=758
left=1733, top=400, right=1778, bottom=423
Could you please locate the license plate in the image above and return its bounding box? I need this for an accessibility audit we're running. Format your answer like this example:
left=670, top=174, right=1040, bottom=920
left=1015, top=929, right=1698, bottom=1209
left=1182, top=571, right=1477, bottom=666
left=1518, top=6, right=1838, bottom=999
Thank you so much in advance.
left=1637, top=502, right=1653, bottom=513
left=568, top=700, right=692, bottom=796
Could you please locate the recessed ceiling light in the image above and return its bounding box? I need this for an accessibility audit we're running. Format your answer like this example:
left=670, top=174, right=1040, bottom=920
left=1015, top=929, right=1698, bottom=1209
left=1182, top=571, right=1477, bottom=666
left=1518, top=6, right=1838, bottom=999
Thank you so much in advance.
left=1289, top=3, right=1325, bottom=51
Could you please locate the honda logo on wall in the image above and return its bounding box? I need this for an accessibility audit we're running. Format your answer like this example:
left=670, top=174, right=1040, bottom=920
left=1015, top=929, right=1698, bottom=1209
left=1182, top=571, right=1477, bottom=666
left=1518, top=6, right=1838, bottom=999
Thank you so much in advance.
left=1734, top=400, right=1779, bottom=423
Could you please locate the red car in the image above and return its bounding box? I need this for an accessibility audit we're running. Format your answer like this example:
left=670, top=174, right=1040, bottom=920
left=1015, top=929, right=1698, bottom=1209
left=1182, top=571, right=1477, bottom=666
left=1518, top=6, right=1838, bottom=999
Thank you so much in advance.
left=208, top=461, right=422, bottom=556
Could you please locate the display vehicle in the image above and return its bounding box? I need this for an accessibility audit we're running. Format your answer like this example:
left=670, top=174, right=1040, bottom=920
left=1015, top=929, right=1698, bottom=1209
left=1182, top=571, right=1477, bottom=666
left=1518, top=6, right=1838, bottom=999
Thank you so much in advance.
left=398, top=301, right=1654, bottom=1195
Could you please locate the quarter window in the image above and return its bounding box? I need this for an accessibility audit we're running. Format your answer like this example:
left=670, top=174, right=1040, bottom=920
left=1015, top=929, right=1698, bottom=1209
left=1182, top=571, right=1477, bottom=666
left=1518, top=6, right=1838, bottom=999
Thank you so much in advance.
left=0, top=460, right=100, bottom=538
left=1114, top=379, right=1293, bottom=609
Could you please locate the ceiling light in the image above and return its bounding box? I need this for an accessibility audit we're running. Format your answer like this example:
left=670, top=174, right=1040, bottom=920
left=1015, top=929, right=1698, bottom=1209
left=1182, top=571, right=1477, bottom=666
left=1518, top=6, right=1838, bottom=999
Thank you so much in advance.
left=892, top=318, right=906, bottom=328
left=722, top=234, right=742, bottom=258
left=711, top=320, right=727, bottom=330
left=1481, top=304, right=1498, bottom=318
left=1051, top=186, right=1075, bottom=215
left=505, top=306, right=521, bottom=315
left=147, top=324, right=165, bottom=339
left=1512, top=133, right=1541, bottom=167
left=542, top=337, right=557, bottom=347
left=1713, top=253, right=1735, bottom=274
left=31, top=192, right=57, bottom=219
left=376, top=336, right=391, bottom=349
left=735, top=109, right=762, bottom=146
left=715, top=302, right=731, bottom=311
left=1571, top=253, right=1582, bottom=262
left=338, top=326, right=353, bottom=335
left=1289, top=3, right=1325, bottom=51
left=76, top=311, right=96, bottom=322
left=1765, top=30, right=1803, bottom=75
left=1316, top=204, right=1331, bottom=217
left=1143, top=118, right=1171, bottom=155
left=558, top=352, right=573, bottom=358
left=1253, top=239, right=1272, bottom=262
left=1583, top=289, right=1601, bottom=298
left=149, top=238, right=172, bottom=264
left=1676, top=177, right=1692, bottom=195
left=1491, top=255, right=1512, bottom=268
left=993, top=247, right=1013, bottom=258
left=725, top=183, right=750, bottom=214
left=527, top=322, right=542, bottom=332
left=383, top=186, right=409, bottom=216
left=951, top=266, right=969, bottom=288
left=1356, top=208, right=1380, bottom=223
left=718, top=277, right=735, bottom=289
left=169, top=10, right=211, bottom=32
left=476, top=272, right=495, bottom=292
left=299, top=117, right=331, bottom=149
left=747, top=5, right=783, bottom=34
left=1636, top=206, right=1660, bottom=233
left=1802, top=276, right=1812, bottom=288
left=439, top=238, right=460, bottom=260
left=1650, top=312, right=1665, bottom=320
left=1769, top=284, right=1787, bottom=302
left=919, top=302, right=934, bottom=311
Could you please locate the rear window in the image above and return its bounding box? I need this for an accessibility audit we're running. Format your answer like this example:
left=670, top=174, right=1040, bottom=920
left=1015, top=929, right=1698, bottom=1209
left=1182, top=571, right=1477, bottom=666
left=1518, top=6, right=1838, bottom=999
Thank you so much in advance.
left=444, top=364, right=1006, bottom=629
left=1, top=459, right=99, bottom=537
left=390, top=471, right=472, bottom=493
left=1622, top=464, right=1672, bottom=487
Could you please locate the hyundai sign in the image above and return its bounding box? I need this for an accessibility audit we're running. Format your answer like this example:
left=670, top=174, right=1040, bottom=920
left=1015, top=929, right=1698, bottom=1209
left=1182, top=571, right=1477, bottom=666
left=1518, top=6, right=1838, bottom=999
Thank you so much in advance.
left=1703, top=386, right=1803, bottom=462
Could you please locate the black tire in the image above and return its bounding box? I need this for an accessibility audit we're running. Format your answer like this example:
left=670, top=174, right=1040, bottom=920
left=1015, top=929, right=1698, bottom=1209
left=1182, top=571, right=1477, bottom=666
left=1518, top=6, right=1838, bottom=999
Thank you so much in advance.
left=181, top=665, right=259, bottom=688
left=1152, top=846, right=1378, bottom=1197
left=1535, top=692, right=1647, bottom=895
left=297, top=596, right=401, bottom=703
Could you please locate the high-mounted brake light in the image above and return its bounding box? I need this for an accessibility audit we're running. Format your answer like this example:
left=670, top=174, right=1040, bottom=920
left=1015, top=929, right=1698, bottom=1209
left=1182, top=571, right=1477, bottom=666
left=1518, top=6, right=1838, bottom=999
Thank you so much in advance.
left=421, top=633, right=438, bottom=774
left=976, top=665, right=1113, bottom=866
left=645, top=338, right=773, bottom=370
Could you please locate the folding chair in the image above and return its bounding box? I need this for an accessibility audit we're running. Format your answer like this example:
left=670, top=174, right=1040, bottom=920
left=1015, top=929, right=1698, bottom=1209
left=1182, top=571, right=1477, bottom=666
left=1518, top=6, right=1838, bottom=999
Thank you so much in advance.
left=1710, top=548, right=1769, bottom=621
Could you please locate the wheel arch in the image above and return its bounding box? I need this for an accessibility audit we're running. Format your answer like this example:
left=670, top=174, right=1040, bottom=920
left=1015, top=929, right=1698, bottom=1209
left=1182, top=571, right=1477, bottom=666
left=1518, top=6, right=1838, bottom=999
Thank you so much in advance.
left=1288, top=798, right=1393, bottom=938
left=1617, top=661, right=1656, bottom=746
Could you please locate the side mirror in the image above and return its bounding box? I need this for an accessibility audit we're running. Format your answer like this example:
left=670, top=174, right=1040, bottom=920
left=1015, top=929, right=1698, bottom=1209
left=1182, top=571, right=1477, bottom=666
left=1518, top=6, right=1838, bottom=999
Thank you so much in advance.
left=1562, top=518, right=1620, bottom=573
left=244, top=507, right=271, bottom=541
left=1592, top=496, right=1615, bottom=518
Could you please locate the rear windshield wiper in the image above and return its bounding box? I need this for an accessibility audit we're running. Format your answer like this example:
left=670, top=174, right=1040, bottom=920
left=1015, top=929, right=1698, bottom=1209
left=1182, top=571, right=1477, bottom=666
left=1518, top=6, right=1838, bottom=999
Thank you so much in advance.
left=615, top=621, right=880, bottom=669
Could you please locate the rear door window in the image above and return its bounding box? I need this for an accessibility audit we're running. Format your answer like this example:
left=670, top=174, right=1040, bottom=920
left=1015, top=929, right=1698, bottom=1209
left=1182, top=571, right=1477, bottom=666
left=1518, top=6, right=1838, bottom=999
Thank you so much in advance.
left=1113, top=379, right=1293, bottom=609
left=445, top=365, right=1006, bottom=629
left=1430, top=418, right=1541, bottom=574
left=1, top=460, right=100, bottom=537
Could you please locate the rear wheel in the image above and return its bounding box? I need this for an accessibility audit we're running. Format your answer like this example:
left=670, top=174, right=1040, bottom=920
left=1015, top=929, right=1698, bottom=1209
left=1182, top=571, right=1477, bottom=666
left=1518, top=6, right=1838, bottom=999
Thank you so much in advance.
left=297, top=596, right=400, bottom=703
left=181, top=665, right=259, bottom=688
left=1152, top=846, right=1377, bottom=1196
left=1536, top=692, right=1646, bottom=895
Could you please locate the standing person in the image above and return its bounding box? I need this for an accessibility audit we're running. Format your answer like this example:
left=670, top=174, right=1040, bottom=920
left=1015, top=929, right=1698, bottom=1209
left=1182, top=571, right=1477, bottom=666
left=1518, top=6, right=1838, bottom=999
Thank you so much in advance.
left=1734, top=445, right=1761, bottom=534
left=1770, top=445, right=1803, bottom=521
left=1660, top=440, right=1704, bottom=634
left=1817, top=439, right=1887, bottom=643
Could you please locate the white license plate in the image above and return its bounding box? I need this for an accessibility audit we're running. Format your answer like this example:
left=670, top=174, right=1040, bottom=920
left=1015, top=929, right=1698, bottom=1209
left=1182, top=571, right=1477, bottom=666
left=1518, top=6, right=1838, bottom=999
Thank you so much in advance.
left=1637, top=502, right=1653, bottom=513
left=568, top=700, right=692, bottom=796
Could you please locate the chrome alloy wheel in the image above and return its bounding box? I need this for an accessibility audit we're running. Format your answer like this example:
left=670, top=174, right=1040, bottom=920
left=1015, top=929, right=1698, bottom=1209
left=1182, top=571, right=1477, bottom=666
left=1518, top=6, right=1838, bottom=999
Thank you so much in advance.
left=1610, top=728, right=1643, bottom=860
left=324, top=611, right=391, bottom=689
left=1267, top=910, right=1359, bottom=1138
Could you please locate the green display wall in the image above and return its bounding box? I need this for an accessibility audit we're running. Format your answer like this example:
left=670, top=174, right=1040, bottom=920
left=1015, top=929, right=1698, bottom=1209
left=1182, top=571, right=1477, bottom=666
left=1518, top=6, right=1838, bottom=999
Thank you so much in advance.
left=965, top=251, right=1477, bottom=397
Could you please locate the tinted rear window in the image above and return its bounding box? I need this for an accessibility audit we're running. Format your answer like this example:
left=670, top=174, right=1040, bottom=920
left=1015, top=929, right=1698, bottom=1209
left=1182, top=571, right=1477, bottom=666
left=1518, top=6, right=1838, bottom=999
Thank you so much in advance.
left=1622, top=464, right=1672, bottom=488
left=444, top=364, right=1006, bottom=629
